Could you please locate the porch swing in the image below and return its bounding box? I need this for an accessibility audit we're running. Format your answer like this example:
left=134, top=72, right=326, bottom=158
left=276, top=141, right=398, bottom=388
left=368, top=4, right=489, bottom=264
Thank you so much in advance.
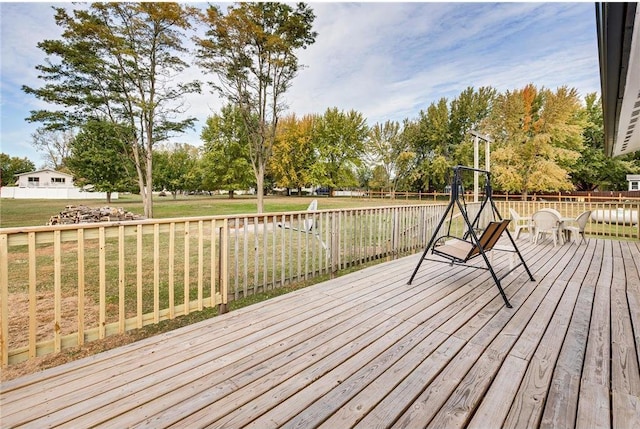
left=407, top=166, right=535, bottom=308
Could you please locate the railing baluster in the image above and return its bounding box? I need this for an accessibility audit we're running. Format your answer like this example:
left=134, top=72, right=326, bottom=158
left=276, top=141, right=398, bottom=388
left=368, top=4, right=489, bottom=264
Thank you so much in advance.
left=169, top=222, right=175, bottom=319
left=210, top=220, right=217, bottom=307
left=118, top=225, right=125, bottom=333
left=220, top=219, right=229, bottom=313
left=136, top=225, right=143, bottom=328
left=184, top=221, right=190, bottom=315
left=0, top=234, right=7, bottom=366
left=198, top=220, right=204, bottom=312
left=153, top=223, right=160, bottom=324
left=77, top=228, right=85, bottom=345
left=29, top=232, right=37, bottom=357
left=98, top=227, right=106, bottom=339
left=243, top=218, right=248, bottom=298
left=54, top=230, right=62, bottom=352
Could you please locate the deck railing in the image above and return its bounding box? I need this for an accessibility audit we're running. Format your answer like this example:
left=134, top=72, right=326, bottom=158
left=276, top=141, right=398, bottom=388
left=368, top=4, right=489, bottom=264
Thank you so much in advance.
left=494, top=200, right=640, bottom=240
left=2, top=199, right=638, bottom=367
left=0, top=204, right=451, bottom=367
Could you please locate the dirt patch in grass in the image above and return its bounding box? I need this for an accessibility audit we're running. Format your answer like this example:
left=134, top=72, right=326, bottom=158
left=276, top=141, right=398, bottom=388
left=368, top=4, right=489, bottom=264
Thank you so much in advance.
left=7, top=292, right=100, bottom=350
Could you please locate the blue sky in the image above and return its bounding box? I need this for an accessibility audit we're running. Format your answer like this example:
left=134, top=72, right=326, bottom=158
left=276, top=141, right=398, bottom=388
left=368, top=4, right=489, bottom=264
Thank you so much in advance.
left=1, top=2, right=600, bottom=168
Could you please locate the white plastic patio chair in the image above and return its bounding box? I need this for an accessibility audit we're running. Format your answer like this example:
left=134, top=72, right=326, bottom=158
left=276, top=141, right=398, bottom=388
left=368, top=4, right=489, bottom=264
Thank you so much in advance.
left=532, top=210, right=562, bottom=247
left=564, top=210, right=591, bottom=245
left=509, top=208, right=531, bottom=240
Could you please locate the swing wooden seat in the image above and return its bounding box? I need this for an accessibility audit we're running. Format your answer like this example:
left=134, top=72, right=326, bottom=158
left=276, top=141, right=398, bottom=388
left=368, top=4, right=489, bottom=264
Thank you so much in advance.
left=432, top=219, right=511, bottom=263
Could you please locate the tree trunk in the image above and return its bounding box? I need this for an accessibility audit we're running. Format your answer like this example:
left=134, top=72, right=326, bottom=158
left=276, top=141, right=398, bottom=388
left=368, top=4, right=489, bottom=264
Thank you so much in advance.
left=106, top=192, right=112, bottom=204
left=229, top=190, right=235, bottom=199
left=144, top=140, right=154, bottom=218
left=131, top=143, right=149, bottom=218
left=256, top=165, right=265, bottom=213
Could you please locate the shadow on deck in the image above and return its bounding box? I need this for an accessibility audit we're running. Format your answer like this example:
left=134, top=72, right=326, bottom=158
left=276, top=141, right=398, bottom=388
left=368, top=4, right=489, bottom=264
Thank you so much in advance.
left=1, top=237, right=639, bottom=428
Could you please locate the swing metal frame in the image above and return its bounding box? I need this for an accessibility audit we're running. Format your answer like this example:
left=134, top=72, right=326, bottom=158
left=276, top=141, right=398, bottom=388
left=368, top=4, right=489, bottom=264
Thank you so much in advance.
left=407, top=166, right=535, bottom=308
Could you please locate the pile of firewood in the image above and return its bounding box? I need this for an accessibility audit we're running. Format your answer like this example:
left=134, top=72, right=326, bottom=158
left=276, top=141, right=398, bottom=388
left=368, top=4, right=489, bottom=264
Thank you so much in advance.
left=47, top=205, right=145, bottom=225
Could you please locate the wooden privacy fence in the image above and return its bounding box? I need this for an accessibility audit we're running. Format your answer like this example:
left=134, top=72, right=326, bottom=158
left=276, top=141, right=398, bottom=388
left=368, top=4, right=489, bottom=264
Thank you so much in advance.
left=0, top=204, right=450, bottom=367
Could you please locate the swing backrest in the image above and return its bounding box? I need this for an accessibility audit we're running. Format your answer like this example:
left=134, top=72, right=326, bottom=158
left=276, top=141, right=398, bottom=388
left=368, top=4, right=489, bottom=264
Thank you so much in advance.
left=471, top=219, right=510, bottom=256
left=433, top=219, right=511, bottom=263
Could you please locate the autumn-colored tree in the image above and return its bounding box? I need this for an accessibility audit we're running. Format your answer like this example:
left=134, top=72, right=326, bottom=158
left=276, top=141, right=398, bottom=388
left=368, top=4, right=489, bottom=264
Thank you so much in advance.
left=270, top=114, right=316, bottom=195
left=196, top=2, right=316, bottom=212
left=487, top=84, right=585, bottom=198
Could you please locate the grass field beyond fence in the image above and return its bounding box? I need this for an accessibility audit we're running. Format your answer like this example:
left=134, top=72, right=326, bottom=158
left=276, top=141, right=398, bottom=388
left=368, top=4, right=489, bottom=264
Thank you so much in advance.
left=0, top=194, right=443, bottom=228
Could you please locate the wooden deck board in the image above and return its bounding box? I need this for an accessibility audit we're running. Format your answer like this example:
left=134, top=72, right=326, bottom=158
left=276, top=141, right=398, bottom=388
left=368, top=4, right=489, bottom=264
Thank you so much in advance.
left=1, top=238, right=639, bottom=429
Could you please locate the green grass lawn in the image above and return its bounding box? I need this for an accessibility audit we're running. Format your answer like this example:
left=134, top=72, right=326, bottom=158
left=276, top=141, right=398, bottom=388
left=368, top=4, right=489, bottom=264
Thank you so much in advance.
left=0, top=193, right=435, bottom=228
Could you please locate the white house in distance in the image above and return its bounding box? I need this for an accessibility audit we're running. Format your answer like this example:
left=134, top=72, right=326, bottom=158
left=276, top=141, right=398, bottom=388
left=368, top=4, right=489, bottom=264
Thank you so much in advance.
left=627, top=174, right=640, bottom=191
left=0, top=168, right=118, bottom=200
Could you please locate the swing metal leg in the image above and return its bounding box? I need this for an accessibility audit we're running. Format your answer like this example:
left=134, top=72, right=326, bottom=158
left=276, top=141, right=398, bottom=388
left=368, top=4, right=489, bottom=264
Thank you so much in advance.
left=479, top=249, right=513, bottom=308
left=408, top=197, right=456, bottom=285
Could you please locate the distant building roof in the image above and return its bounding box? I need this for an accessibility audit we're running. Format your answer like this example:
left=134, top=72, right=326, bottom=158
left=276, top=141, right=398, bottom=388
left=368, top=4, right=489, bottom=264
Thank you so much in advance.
left=14, top=168, right=74, bottom=178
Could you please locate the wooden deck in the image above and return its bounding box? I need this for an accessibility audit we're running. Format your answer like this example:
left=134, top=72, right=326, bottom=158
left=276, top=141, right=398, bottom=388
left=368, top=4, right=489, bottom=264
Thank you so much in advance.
left=2, top=237, right=639, bottom=428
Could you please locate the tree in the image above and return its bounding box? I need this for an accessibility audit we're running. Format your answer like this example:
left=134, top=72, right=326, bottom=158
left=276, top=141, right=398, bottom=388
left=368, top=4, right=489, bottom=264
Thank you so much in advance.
left=23, top=3, right=201, bottom=218
left=200, top=104, right=254, bottom=198
left=0, top=154, right=35, bottom=187
left=196, top=2, right=317, bottom=212
left=448, top=87, right=497, bottom=181
left=487, top=85, right=584, bottom=197
left=66, top=119, right=136, bottom=204
left=310, top=107, right=369, bottom=195
left=366, top=120, right=415, bottom=195
left=406, top=99, right=452, bottom=192
left=570, top=93, right=639, bottom=191
left=153, top=143, right=201, bottom=199
left=270, top=114, right=316, bottom=195
left=31, top=127, right=74, bottom=171
left=368, top=165, right=390, bottom=192
left=448, top=87, right=496, bottom=151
